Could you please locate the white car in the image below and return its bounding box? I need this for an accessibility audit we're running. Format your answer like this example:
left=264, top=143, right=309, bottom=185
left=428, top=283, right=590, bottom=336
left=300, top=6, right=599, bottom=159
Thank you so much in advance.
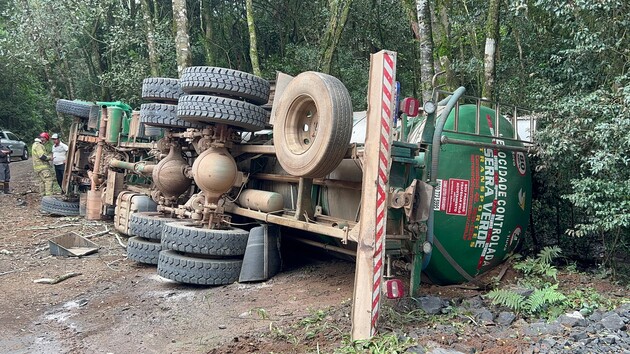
left=0, top=130, right=29, bottom=161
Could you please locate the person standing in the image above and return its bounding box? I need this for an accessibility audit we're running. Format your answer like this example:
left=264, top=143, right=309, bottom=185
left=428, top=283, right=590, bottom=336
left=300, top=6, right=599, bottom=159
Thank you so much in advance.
left=32, top=132, right=54, bottom=196
left=51, top=133, right=68, bottom=191
left=0, top=141, right=12, bottom=194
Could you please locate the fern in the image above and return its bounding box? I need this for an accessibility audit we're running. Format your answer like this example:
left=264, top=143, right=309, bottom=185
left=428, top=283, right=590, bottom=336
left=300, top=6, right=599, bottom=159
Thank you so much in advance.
left=538, top=246, right=562, bottom=265
left=536, top=262, right=559, bottom=280
left=524, top=284, right=567, bottom=315
left=513, top=246, right=562, bottom=280
left=488, top=247, right=570, bottom=318
left=486, top=289, right=526, bottom=312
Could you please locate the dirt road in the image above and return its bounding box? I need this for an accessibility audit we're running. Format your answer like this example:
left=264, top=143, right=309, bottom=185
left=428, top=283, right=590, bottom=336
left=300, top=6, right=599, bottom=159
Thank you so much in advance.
left=0, top=160, right=354, bottom=353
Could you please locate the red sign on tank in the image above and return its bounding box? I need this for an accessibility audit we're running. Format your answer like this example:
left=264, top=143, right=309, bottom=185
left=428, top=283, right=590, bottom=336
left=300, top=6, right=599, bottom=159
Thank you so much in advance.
left=445, top=178, right=470, bottom=216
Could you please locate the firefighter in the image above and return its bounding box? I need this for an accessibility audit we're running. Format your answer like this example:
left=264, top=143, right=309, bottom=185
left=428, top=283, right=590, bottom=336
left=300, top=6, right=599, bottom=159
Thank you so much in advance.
left=32, top=132, right=54, bottom=196
left=0, top=141, right=12, bottom=194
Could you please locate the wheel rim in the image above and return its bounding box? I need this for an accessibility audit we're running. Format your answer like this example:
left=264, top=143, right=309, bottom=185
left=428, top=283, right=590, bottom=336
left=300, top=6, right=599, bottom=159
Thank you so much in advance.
left=285, top=95, right=319, bottom=156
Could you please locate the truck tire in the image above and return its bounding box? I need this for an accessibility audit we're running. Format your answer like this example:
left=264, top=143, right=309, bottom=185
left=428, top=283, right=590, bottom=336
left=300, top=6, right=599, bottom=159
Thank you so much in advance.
left=157, top=250, right=242, bottom=285
left=180, top=66, right=270, bottom=105
left=40, top=196, right=80, bottom=216
left=56, top=99, right=94, bottom=119
left=142, top=78, right=183, bottom=103
left=128, top=212, right=179, bottom=241
left=178, top=95, right=269, bottom=132
left=140, top=103, right=203, bottom=129
left=273, top=71, right=353, bottom=178
left=127, top=236, right=161, bottom=265
left=161, top=222, right=249, bottom=256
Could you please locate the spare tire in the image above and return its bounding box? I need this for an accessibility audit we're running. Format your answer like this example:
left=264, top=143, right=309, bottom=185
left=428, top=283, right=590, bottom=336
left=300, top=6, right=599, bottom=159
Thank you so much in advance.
left=157, top=250, right=243, bottom=285
left=178, top=95, right=269, bottom=131
left=142, top=78, right=183, bottom=103
left=273, top=71, right=353, bottom=178
left=40, top=196, right=80, bottom=216
left=180, top=66, right=270, bottom=105
left=140, top=103, right=203, bottom=129
left=161, top=222, right=249, bottom=256
left=56, top=99, right=95, bottom=119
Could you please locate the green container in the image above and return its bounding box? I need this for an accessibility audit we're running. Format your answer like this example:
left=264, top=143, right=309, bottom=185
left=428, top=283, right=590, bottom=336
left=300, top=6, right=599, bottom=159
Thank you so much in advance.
left=422, top=105, right=532, bottom=284
left=106, top=106, right=123, bottom=144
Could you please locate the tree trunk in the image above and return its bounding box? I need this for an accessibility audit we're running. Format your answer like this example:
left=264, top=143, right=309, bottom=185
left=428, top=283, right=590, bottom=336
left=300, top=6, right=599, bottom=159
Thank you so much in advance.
left=201, top=0, right=215, bottom=65
left=482, top=0, right=500, bottom=100
left=434, top=0, right=457, bottom=91
left=245, top=0, right=261, bottom=76
left=416, top=0, right=435, bottom=103
left=142, top=0, right=160, bottom=77
left=172, top=0, right=192, bottom=76
left=460, top=0, right=481, bottom=89
left=401, top=0, right=421, bottom=98
left=318, top=0, right=353, bottom=74
left=98, top=5, right=114, bottom=101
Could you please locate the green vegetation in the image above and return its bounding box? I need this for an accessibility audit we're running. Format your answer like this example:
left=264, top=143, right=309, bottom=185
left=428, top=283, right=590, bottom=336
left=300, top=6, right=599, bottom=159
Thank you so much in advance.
left=335, top=333, right=414, bottom=354
left=513, top=246, right=562, bottom=281
left=487, top=247, right=620, bottom=319
left=486, top=284, right=566, bottom=318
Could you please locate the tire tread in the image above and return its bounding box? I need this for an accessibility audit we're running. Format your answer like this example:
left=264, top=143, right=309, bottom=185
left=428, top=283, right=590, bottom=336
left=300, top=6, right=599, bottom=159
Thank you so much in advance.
left=177, top=95, right=269, bottom=131
left=161, top=222, right=249, bottom=256
left=157, top=250, right=242, bottom=285
left=140, top=103, right=203, bottom=129
left=142, top=78, right=183, bottom=103
left=40, top=196, right=80, bottom=216
left=127, top=236, right=161, bottom=265
left=180, top=66, right=270, bottom=105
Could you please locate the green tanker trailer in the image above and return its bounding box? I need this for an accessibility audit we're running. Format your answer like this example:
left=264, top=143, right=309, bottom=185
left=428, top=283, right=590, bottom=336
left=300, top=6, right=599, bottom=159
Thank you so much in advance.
left=409, top=103, right=532, bottom=284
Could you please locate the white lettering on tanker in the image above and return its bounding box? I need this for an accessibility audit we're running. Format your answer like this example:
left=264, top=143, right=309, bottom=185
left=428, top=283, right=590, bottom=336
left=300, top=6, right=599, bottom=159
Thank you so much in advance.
left=474, top=144, right=508, bottom=269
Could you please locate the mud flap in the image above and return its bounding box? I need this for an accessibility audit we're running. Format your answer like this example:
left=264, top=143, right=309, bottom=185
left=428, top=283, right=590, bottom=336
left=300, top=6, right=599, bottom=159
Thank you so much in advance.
left=238, top=224, right=281, bottom=282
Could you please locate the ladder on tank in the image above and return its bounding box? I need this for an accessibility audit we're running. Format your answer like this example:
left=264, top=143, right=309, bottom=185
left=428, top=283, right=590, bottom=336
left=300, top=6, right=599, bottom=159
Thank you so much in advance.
left=431, top=89, right=538, bottom=153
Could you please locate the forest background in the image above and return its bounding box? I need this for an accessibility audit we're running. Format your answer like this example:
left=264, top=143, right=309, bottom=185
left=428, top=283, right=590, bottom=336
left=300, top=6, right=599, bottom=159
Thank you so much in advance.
left=0, top=0, right=628, bottom=278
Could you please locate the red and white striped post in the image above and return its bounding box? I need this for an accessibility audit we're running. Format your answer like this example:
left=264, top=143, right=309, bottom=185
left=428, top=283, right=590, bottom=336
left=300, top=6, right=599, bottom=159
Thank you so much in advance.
left=351, top=50, right=396, bottom=340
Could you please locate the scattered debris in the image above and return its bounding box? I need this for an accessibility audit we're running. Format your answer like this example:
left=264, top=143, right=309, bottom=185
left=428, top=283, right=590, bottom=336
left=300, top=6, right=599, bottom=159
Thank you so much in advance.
left=83, top=228, right=110, bottom=239
left=33, top=272, right=82, bottom=284
left=34, top=245, right=49, bottom=253
left=0, top=249, right=13, bottom=255
left=27, top=223, right=83, bottom=230
left=0, top=269, right=22, bottom=277
left=115, top=234, right=127, bottom=249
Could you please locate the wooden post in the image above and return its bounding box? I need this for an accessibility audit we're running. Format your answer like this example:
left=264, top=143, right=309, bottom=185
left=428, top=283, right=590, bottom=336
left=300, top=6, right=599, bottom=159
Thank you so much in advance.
left=351, top=50, right=396, bottom=340
left=61, top=118, right=80, bottom=194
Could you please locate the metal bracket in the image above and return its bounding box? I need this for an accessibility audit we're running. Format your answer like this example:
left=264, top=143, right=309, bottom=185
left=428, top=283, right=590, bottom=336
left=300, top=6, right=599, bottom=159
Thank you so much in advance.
left=404, top=179, right=433, bottom=223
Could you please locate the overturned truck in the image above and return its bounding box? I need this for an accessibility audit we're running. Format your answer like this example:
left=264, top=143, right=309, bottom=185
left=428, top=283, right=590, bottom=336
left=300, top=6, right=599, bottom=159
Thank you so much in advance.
left=52, top=51, right=534, bottom=339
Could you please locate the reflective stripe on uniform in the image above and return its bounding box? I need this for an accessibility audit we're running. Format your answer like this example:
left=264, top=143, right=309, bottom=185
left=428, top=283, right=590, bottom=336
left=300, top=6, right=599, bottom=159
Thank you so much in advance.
left=32, top=142, right=49, bottom=171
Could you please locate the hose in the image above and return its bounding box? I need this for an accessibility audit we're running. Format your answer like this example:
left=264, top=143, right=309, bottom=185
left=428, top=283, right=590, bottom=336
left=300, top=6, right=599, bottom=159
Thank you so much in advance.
left=422, top=86, right=466, bottom=270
